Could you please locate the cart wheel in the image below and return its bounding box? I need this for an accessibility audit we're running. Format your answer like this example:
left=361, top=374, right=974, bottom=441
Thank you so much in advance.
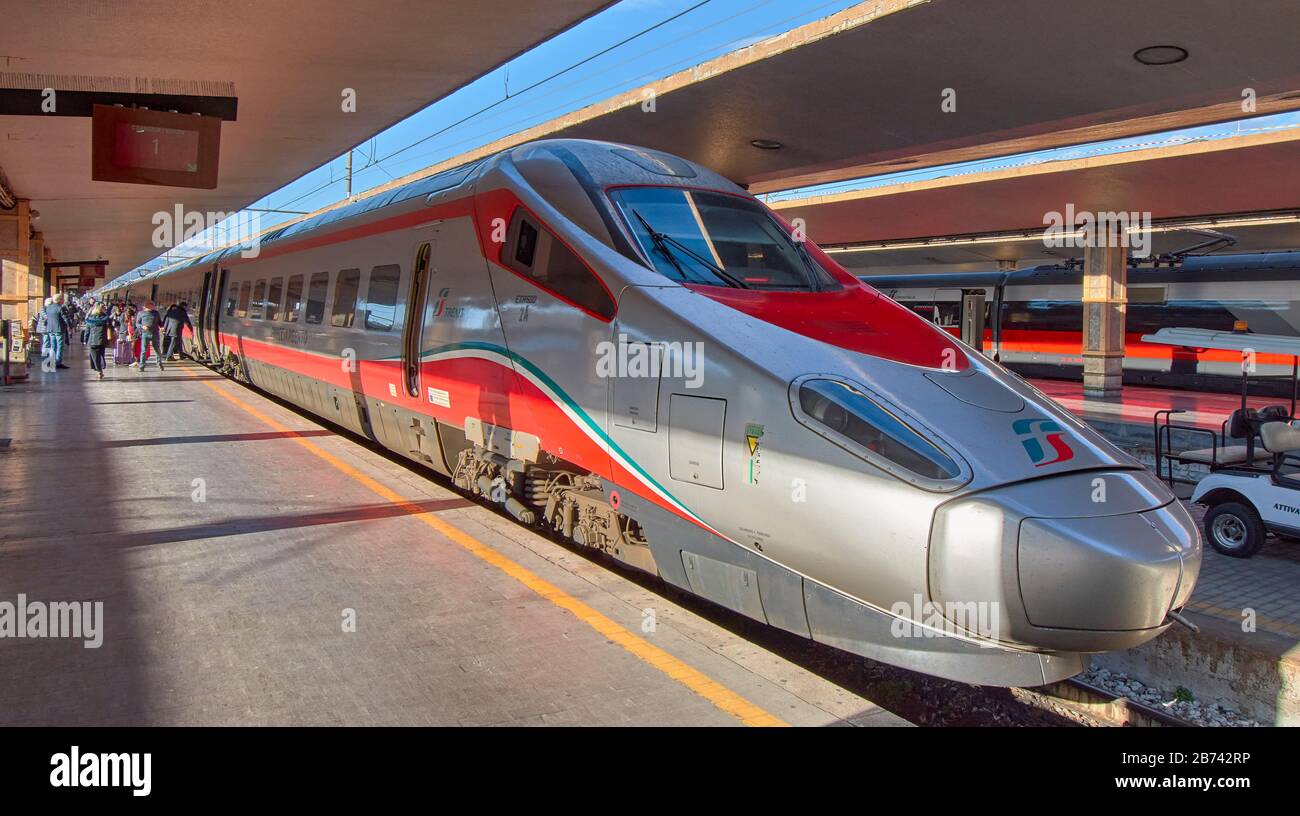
left=1203, top=501, right=1266, bottom=558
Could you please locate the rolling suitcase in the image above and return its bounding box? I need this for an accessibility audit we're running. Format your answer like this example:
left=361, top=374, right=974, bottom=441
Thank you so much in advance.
left=113, top=337, right=134, bottom=366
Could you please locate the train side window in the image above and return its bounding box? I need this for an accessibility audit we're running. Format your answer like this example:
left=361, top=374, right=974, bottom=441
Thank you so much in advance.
left=515, top=220, right=539, bottom=267
left=503, top=209, right=615, bottom=320
left=331, top=268, right=361, bottom=328
left=1128, top=286, right=1167, bottom=305
left=284, top=274, right=304, bottom=322
left=236, top=281, right=251, bottom=318
left=267, top=276, right=285, bottom=321
left=250, top=279, right=267, bottom=320
left=304, top=272, right=328, bottom=325
left=364, top=264, right=401, bottom=332
left=909, top=305, right=939, bottom=323
left=935, top=303, right=960, bottom=327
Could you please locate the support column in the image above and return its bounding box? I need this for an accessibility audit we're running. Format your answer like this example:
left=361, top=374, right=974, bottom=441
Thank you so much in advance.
left=1081, top=228, right=1128, bottom=398
left=28, top=231, right=45, bottom=320
left=1, top=200, right=34, bottom=372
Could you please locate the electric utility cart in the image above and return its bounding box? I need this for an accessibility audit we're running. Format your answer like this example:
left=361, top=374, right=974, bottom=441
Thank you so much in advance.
left=1149, top=326, right=1300, bottom=558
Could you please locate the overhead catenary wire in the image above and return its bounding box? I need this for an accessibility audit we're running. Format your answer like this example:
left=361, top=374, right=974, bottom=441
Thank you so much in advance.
left=263, top=0, right=718, bottom=216
left=357, top=0, right=857, bottom=180
left=370, top=0, right=713, bottom=169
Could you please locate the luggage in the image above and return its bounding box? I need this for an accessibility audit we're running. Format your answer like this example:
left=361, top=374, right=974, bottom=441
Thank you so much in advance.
left=113, top=338, right=134, bottom=366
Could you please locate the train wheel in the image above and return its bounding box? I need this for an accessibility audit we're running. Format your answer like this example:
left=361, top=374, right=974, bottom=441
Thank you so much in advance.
left=1203, top=501, right=1265, bottom=558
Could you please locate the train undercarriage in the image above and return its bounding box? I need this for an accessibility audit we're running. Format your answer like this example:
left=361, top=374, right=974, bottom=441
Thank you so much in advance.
left=451, top=446, right=659, bottom=575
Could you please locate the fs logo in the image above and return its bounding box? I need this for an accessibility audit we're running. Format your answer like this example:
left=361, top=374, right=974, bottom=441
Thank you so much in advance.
left=1013, top=418, right=1075, bottom=467
left=432, top=287, right=450, bottom=317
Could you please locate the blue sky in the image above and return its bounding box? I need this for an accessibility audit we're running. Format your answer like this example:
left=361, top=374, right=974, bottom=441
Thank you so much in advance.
left=119, top=0, right=1291, bottom=282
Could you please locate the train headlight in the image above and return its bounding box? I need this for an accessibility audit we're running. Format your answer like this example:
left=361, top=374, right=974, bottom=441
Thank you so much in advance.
left=789, top=375, right=969, bottom=489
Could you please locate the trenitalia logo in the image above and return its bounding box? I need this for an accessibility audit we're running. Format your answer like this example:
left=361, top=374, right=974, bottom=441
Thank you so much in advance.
left=1013, top=418, right=1075, bottom=467
left=432, top=287, right=450, bottom=317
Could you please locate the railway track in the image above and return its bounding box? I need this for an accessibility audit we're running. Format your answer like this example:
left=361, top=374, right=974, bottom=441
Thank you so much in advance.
left=1013, top=678, right=1196, bottom=727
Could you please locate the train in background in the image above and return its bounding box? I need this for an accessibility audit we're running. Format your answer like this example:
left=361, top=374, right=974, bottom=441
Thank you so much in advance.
left=98, top=139, right=1200, bottom=687
left=862, top=252, right=1300, bottom=395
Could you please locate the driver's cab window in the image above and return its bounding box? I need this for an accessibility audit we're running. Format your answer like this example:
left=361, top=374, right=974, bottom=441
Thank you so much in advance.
left=504, top=209, right=615, bottom=321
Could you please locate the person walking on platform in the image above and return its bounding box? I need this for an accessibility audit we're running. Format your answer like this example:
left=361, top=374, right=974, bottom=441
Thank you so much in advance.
left=162, top=301, right=194, bottom=361
left=125, top=305, right=140, bottom=366
left=61, top=297, right=78, bottom=345
left=84, top=303, right=114, bottom=380
left=111, top=305, right=133, bottom=367
left=136, top=301, right=164, bottom=372
left=42, top=295, right=69, bottom=370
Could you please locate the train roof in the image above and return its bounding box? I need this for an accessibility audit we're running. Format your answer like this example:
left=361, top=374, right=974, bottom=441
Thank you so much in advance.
left=860, top=250, right=1300, bottom=290
left=101, top=139, right=742, bottom=293
left=103, top=157, right=489, bottom=291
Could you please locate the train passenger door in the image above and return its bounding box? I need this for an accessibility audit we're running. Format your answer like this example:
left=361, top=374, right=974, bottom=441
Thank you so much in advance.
left=402, top=242, right=434, bottom=399
left=960, top=289, right=987, bottom=355
left=416, top=218, right=521, bottom=464
left=196, top=269, right=213, bottom=358
left=211, top=267, right=229, bottom=360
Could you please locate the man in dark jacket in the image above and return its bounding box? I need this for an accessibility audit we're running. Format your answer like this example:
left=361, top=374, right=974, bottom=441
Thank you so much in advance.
left=136, top=301, right=164, bottom=372
left=162, top=302, right=194, bottom=361
left=42, top=295, right=69, bottom=370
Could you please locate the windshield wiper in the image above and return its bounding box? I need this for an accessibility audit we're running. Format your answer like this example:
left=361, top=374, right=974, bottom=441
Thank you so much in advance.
left=631, top=209, right=689, bottom=281
left=632, top=209, right=746, bottom=289
left=791, top=238, right=830, bottom=292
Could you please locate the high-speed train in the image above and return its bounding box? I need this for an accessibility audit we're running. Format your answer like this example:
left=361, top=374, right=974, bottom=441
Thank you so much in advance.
left=101, top=139, right=1201, bottom=687
left=864, top=254, right=1300, bottom=395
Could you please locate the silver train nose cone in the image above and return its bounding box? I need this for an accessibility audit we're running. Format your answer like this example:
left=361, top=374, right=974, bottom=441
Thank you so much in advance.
left=1017, top=502, right=1200, bottom=632
left=929, top=469, right=1202, bottom=653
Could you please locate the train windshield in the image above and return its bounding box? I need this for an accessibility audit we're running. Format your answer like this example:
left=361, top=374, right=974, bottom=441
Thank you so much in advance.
left=609, top=187, right=839, bottom=291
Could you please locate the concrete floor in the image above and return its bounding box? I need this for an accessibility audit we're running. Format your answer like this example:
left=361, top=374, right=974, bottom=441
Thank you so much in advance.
left=0, top=346, right=905, bottom=726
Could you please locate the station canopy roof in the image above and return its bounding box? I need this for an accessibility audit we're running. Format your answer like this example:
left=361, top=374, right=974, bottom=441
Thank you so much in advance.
left=771, top=127, right=1300, bottom=248
left=334, top=0, right=1300, bottom=262
left=422, top=0, right=1300, bottom=196
left=0, top=0, right=612, bottom=273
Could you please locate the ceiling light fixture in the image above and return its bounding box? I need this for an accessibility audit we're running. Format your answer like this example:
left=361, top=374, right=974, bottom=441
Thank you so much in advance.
left=1134, top=45, right=1188, bottom=66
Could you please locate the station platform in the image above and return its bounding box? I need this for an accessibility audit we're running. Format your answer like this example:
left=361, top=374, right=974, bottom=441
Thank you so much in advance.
left=1030, top=377, right=1286, bottom=435
left=0, top=349, right=906, bottom=727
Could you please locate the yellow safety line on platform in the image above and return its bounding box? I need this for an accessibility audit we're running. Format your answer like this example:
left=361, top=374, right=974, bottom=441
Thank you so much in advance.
left=179, top=364, right=787, bottom=727
left=1188, top=600, right=1300, bottom=640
